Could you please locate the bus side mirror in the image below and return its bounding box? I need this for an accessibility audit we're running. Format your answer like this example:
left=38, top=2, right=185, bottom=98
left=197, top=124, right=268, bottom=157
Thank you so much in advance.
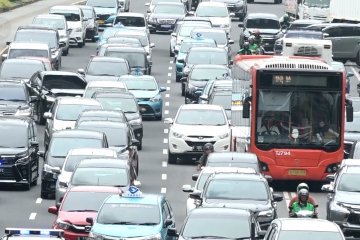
left=243, top=97, right=251, bottom=119
left=346, top=99, right=353, bottom=122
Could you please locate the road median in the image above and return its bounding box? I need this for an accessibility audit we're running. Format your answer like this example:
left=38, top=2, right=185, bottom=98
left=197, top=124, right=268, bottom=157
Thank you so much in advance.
left=0, top=0, right=42, bottom=13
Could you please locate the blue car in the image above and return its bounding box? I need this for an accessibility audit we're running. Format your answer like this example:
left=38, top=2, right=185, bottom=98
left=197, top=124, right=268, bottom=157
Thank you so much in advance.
left=119, top=73, right=166, bottom=120
left=175, top=37, right=217, bottom=82
left=88, top=187, right=176, bottom=240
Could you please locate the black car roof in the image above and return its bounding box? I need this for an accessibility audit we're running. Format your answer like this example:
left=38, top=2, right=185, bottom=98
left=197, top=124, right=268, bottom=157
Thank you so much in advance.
left=52, top=129, right=105, bottom=139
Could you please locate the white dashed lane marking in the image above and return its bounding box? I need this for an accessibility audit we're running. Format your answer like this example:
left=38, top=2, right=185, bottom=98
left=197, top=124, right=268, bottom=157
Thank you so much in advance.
left=29, top=213, right=37, bottom=220
left=35, top=198, right=42, bottom=204
left=164, top=110, right=169, bottom=115
left=161, top=187, right=167, bottom=194
left=162, top=161, right=168, bottom=167
left=168, top=73, right=172, bottom=77
left=164, top=129, right=169, bottom=134
left=162, top=149, right=168, bottom=155
left=168, top=66, right=172, bottom=70
left=163, top=138, right=168, bottom=144
left=162, top=174, right=167, bottom=180
left=165, top=94, right=170, bottom=98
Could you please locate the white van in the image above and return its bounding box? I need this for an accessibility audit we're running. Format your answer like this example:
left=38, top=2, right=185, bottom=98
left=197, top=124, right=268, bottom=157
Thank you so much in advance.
left=49, top=5, right=86, bottom=48
left=282, top=38, right=333, bottom=64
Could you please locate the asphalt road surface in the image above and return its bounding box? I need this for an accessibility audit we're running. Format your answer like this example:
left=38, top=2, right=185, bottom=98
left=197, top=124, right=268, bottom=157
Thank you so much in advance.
left=0, top=0, right=360, bottom=236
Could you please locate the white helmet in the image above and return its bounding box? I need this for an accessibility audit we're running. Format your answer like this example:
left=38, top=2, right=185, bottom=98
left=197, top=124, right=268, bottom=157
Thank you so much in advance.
left=297, top=183, right=309, bottom=193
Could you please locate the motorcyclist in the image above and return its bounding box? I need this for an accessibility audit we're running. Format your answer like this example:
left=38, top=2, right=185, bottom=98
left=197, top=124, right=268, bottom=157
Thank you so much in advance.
left=248, top=36, right=260, bottom=53
left=197, top=143, right=214, bottom=171
left=237, top=42, right=253, bottom=55
left=288, top=183, right=316, bottom=208
left=280, top=13, right=291, bottom=28
left=253, top=29, right=263, bottom=46
left=289, top=189, right=316, bottom=216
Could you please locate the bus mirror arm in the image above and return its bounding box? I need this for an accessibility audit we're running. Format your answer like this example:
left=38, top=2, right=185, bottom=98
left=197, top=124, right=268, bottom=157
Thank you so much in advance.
left=346, top=99, right=354, bottom=122
left=242, top=96, right=251, bottom=119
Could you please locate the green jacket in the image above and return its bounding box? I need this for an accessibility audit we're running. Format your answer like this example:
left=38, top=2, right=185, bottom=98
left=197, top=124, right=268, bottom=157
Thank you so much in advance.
left=249, top=43, right=259, bottom=51
left=291, top=201, right=315, bottom=213
left=238, top=48, right=253, bottom=55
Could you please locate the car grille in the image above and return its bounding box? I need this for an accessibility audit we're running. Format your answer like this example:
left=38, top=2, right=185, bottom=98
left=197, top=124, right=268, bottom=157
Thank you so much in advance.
left=158, top=19, right=176, bottom=24
left=0, top=167, right=15, bottom=181
left=185, top=141, right=216, bottom=147
left=97, top=14, right=110, bottom=21
left=0, top=109, right=16, bottom=116
left=344, top=141, right=354, bottom=159
left=187, top=136, right=213, bottom=139
left=295, top=46, right=319, bottom=57
left=137, top=98, right=150, bottom=102
left=0, top=155, right=16, bottom=165
left=68, top=224, right=88, bottom=233
left=139, top=104, right=154, bottom=115
left=347, top=212, right=360, bottom=225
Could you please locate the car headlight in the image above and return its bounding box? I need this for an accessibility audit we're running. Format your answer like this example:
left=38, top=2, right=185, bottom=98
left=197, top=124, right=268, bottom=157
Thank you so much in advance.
left=150, top=95, right=161, bottom=102
left=56, top=219, right=72, bottom=230
left=74, top=27, right=82, bottom=32
left=141, top=233, right=161, bottom=240
left=129, top=118, right=142, bottom=126
left=172, top=131, right=184, bottom=138
left=15, top=107, right=31, bottom=117
left=89, top=233, right=104, bottom=240
left=148, top=17, right=157, bottom=24
left=258, top=209, right=274, bottom=217
left=59, top=181, right=68, bottom=188
left=218, top=132, right=229, bottom=139
left=332, top=201, right=350, bottom=214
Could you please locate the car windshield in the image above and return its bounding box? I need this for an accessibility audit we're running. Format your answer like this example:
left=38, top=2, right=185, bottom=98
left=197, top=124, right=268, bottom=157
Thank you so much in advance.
left=0, top=86, right=26, bottom=101
left=205, top=180, right=269, bottom=201
left=153, top=4, right=185, bottom=14
left=104, top=51, right=145, bottom=68
left=191, top=68, right=229, bottom=80
left=286, top=32, right=323, bottom=39
left=188, top=50, right=227, bottom=65
left=97, top=203, right=160, bottom=225
left=210, top=94, right=231, bottom=110
left=64, top=155, right=115, bottom=172
left=194, top=32, right=227, bottom=45
left=122, top=79, right=157, bottom=91
left=182, top=214, right=250, bottom=239
left=345, top=114, right=360, bottom=132
left=15, top=31, right=57, bottom=48
left=72, top=167, right=129, bottom=186
left=196, top=6, right=228, bottom=17
left=338, top=173, right=360, bottom=192
left=207, top=162, right=259, bottom=172
left=0, top=61, right=44, bottom=79
left=0, top=125, right=27, bottom=148
left=86, top=0, right=117, bottom=8
left=82, top=9, right=94, bottom=19
left=246, top=18, right=280, bottom=29
left=49, top=137, right=103, bottom=160
left=87, top=61, right=129, bottom=76
left=8, top=49, right=48, bottom=59
left=102, top=28, right=125, bottom=39
left=84, top=87, right=127, bottom=98
left=176, top=109, right=226, bottom=126
left=114, top=17, right=145, bottom=27
left=180, top=42, right=216, bottom=53
left=77, top=124, right=128, bottom=147
left=115, top=34, right=149, bottom=47
left=96, top=97, right=138, bottom=113
left=278, top=230, right=342, bottom=240
left=61, top=191, right=115, bottom=212
left=33, top=18, right=66, bottom=30
left=303, top=0, right=330, bottom=8
left=51, top=11, right=80, bottom=22
left=56, top=104, right=101, bottom=121
left=180, top=25, right=209, bottom=37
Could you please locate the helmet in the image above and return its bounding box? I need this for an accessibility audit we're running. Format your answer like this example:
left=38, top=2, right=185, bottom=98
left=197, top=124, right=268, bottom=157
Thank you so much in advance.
left=283, top=13, right=289, bottom=21
left=298, top=188, right=309, bottom=203
left=203, top=143, right=214, bottom=152
left=248, top=35, right=255, bottom=44
left=244, top=42, right=250, bottom=49
left=253, top=29, right=261, bottom=37
left=297, top=183, right=309, bottom=193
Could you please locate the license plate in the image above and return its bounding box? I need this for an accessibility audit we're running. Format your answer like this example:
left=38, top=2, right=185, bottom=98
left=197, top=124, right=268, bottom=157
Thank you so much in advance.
left=97, top=20, right=105, bottom=24
left=140, top=107, right=147, bottom=112
left=288, top=169, right=307, bottom=176
left=193, top=146, right=203, bottom=151
left=161, top=25, right=171, bottom=28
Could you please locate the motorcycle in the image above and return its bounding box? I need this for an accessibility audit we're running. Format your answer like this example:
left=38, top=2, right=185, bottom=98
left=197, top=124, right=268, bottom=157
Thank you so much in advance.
left=289, top=205, right=318, bottom=218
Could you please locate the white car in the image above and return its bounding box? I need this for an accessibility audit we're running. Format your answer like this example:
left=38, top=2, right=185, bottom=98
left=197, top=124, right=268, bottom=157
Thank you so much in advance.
left=166, top=104, right=231, bottom=164
left=118, top=0, right=130, bottom=12
left=55, top=148, right=118, bottom=204
left=194, top=2, right=233, bottom=35
left=182, top=167, right=257, bottom=214
left=83, top=80, right=128, bottom=98
left=49, top=5, right=87, bottom=48
left=145, top=0, right=185, bottom=14
left=113, top=12, right=150, bottom=38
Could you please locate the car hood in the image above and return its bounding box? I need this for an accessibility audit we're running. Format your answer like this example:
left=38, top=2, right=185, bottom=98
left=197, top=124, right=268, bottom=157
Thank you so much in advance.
left=53, top=119, right=76, bottom=131
left=124, top=112, right=141, bottom=121
left=150, top=13, right=184, bottom=20
left=92, top=223, right=161, bottom=237
left=58, top=171, right=72, bottom=183
left=203, top=199, right=271, bottom=212
left=335, top=191, right=360, bottom=205
left=58, top=211, right=97, bottom=226
left=0, top=100, right=29, bottom=110
left=129, top=90, right=158, bottom=99
left=67, top=21, right=82, bottom=29
left=85, top=75, right=119, bottom=82
left=0, top=148, right=28, bottom=155
left=209, top=17, right=230, bottom=26
left=344, top=132, right=360, bottom=142
left=189, top=80, right=208, bottom=88
left=94, top=7, right=117, bottom=15
left=172, top=124, right=230, bottom=136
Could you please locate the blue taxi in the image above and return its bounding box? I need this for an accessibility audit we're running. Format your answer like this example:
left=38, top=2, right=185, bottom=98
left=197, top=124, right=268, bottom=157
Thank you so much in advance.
left=87, top=187, right=176, bottom=240
left=175, top=36, right=217, bottom=82
left=119, top=72, right=166, bottom=120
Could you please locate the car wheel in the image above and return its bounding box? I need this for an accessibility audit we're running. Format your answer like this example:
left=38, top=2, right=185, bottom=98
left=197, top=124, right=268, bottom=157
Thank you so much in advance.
left=168, top=151, right=177, bottom=164
left=62, top=47, right=69, bottom=56
left=78, top=42, right=83, bottom=48
left=83, top=38, right=86, bottom=46
left=176, top=75, right=181, bottom=82
left=23, top=166, right=31, bottom=191
left=356, top=52, right=360, bottom=66
left=37, top=103, right=46, bottom=125
left=138, top=139, right=142, bottom=150
left=170, top=47, right=174, bottom=57
left=155, top=114, right=162, bottom=120
left=181, top=84, right=185, bottom=96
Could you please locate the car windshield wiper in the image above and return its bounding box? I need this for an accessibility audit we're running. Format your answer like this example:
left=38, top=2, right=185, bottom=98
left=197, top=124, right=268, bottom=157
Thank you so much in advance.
left=137, top=222, right=158, bottom=225
left=346, top=130, right=360, bottom=133
left=193, top=79, right=209, bottom=81
left=190, top=236, right=232, bottom=239
left=95, top=74, right=115, bottom=76
left=125, top=111, right=137, bottom=113
left=105, top=221, right=139, bottom=225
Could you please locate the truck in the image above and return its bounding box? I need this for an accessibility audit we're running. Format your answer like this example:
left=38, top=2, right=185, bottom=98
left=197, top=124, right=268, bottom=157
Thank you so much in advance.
left=327, top=0, right=360, bottom=23
left=283, top=0, right=330, bottom=21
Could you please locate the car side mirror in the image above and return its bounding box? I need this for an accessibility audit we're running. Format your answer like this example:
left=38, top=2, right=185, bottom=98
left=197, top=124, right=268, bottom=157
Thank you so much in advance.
left=6, top=41, right=11, bottom=45
left=150, top=43, right=155, bottom=48
left=194, top=90, right=202, bottom=97
left=174, top=49, right=179, bottom=54
left=48, top=206, right=58, bottom=215
left=321, top=184, right=334, bottom=193
left=30, top=140, right=39, bottom=148
left=187, top=11, right=195, bottom=16
left=147, top=9, right=151, bottom=13
left=192, top=173, right=199, bottom=181
left=53, top=167, right=61, bottom=174
left=164, top=118, right=173, bottom=124
left=160, top=87, right=166, bottom=92
left=258, top=230, right=267, bottom=238
left=229, top=60, right=233, bottom=65
left=347, top=72, right=354, bottom=78
left=272, top=193, right=283, bottom=202
left=77, top=68, right=85, bottom=75
left=43, top=112, right=53, bottom=119
left=37, top=151, right=45, bottom=158
left=2, top=53, right=8, bottom=60
left=238, top=23, right=244, bottom=27
left=323, top=33, right=329, bottom=38
left=94, top=35, right=99, bottom=40
left=29, top=95, right=37, bottom=103
left=145, top=3, right=150, bottom=6
left=346, top=104, right=354, bottom=122
left=86, top=217, right=94, bottom=225
left=167, top=227, right=178, bottom=237
left=264, top=175, right=272, bottom=182
left=189, top=191, right=201, bottom=200
left=177, top=59, right=184, bottom=64
left=83, top=18, right=88, bottom=21
left=228, top=39, right=234, bottom=45
left=164, top=219, right=173, bottom=227
left=171, top=33, right=176, bottom=37
left=182, top=184, right=193, bottom=193
left=242, top=96, right=251, bottom=118
left=229, top=13, right=235, bottom=17
left=199, top=95, right=208, bottom=101
left=326, top=174, right=335, bottom=181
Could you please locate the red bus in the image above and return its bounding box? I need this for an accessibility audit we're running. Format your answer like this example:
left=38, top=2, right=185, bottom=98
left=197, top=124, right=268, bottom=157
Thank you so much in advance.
left=236, top=55, right=353, bottom=181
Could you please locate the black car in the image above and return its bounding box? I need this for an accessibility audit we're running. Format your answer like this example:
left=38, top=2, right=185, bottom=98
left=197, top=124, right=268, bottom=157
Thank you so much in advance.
left=26, top=71, right=87, bottom=125
left=92, top=91, right=144, bottom=150
left=147, top=2, right=187, bottom=33
left=168, top=208, right=265, bottom=240
left=39, top=129, right=109, bottom=199
left=239, top=13, right=282, bottom=54
left=0, top=80, right=34, bottom=118
left=183, top=64, right=231, bottom=100
left=0, top=117, right=39, bottom=190
left=191, top=172, right=283, bottom=230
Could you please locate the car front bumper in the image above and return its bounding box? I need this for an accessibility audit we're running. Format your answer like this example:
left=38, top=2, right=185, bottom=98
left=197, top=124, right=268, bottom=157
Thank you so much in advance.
left=148, top=22, right=176, bottom=32
left=169, top=136, right=230, bottom=154
left=138, top=100, right=163, bottom=118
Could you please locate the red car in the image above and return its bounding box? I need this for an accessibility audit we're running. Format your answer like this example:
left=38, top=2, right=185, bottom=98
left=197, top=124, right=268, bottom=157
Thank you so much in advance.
left=48, top=186, right=122, bottom=240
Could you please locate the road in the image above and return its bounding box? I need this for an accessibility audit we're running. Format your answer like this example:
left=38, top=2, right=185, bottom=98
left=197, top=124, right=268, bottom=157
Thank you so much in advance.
left=0, top=0, right=360, bottom=235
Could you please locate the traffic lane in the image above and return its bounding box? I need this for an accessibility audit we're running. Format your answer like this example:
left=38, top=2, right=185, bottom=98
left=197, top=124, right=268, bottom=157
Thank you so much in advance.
left=247, top=0, right=284, bottom=17
left=347, top=64, right=360, bottom=98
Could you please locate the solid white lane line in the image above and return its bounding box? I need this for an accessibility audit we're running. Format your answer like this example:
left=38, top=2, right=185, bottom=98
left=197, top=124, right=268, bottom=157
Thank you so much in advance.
left=290, top=192, right=296, bottom=198
left=163, top=149, right=167, bottom=155
left=168, top=73, right=172, bottom=77
left=35, top=198, right=42, bottom=204
left=161, top=187, right=167, bottom=194
left=165, top=102, right=169, bottom=106
left=165, top=94, right=170, bottom=98
left=283, top=191, right=290, bottom=200
left=166, top=86, right=170, bottom=91
left=164, top=129, right=169, bottom=134
left=29, top=213, right=37, bottom=220
left=164, top=110, right=169, bottom=115
left=162, top=174, right=167, bottom=180
left=163, top=138, right=168, bottom=144
left=351, top=67, right=360, bottom=82
left=167, top=80, right=171, bottom=84
left=162, top=161, right=168, bottom=167
left=170, top=60, right=173, bottom=64
left=168, top=66, right=173, bottom=70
